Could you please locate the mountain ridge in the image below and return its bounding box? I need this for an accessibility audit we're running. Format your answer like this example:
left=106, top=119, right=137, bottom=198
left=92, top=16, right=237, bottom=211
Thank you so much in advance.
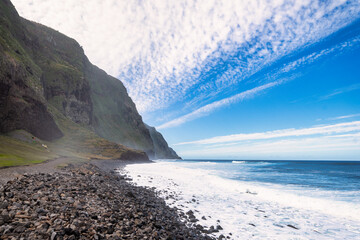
left=0, top=0, right=180, bottom=162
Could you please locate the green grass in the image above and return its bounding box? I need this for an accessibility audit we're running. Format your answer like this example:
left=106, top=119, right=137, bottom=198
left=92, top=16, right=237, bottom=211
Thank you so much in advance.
left=0, top=17, right=43, bottom=95
left=0, top=135, right=57, bottom=167
left=0, top=107, right=144, bottom=168
left=0, top=1, right=147, bottom=166
left=0, top=154, right=43, bottom=167
left=46, top=105, right=141, bottom=160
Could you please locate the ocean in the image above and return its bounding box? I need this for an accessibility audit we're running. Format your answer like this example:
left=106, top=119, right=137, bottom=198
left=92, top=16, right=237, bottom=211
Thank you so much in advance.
left=124, top=160, right=360, bottom=239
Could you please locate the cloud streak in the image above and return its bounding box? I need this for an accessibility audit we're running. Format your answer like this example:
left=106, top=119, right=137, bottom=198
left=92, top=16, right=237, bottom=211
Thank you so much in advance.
left=175, top=121, right=360, bottom=145
left=157, top=35, right=360, bottom=129
left=176, top=121, right=360, bottom=159
left=179, top=134, right=360, bottom=160
left=329, top=113, right=360, bottom=120
left=12, top=0, right=360, bottom=115
left=319, top=83, right=360, bottom=100
left=157, top=80, right=282, bottom=129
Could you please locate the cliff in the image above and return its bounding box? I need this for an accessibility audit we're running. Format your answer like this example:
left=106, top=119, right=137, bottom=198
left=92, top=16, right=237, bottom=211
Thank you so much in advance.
left=0, top=0, right=180, bottom=162
left=146, top=125, right=181, bottom=159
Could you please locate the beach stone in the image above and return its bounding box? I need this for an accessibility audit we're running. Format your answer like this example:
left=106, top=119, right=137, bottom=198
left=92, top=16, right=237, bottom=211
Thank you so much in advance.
left=218, top=234, right=225, bottom=240
left=0, top=214, right=11, bottom=225
left=0, top=201, right=9, bottom=209
left=287, top=224, right=299, bottom=230
left=0, top=163, right=214, bottom=240
left=51, top=231, right=57, bottom=240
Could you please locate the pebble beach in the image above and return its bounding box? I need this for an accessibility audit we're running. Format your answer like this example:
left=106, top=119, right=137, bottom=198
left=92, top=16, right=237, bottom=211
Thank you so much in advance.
left=0, top=161, right=216, bottom=240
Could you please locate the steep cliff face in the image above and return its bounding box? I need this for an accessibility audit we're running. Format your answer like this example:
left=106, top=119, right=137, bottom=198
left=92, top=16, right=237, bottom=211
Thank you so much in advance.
left=84, top=63, right=155, bottom=159
left=146, top=125, right=181, bottom=159
left=25, top=21, right=93, bottom=125
left=0, top=0, right=180, bottom=159
left=0, top=0, right=63, bottom=141
left=0, top=53, right=63, bottom=141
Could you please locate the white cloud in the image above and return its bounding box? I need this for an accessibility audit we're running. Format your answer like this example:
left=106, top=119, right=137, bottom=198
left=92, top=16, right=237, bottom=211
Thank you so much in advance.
left=157, top=35, right=360, bottom=129
left=176, top=121, right=360, bottom=160
left=12, top=0, right=360, bottom=114
left=319, top=83, right=360, bottom=100
left=176, top=121, right=360, bottom=145
left=157, top=80, right=281, bottom=129
left=179, top=134, right=360, bottom=160
left=329, top=113, right=360, bottom=120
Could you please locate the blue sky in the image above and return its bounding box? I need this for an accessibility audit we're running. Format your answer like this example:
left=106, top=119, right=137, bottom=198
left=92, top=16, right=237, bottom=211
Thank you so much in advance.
left=163, top=19, right=360, bottom=160
left=13, top=0, right=360, bottom=160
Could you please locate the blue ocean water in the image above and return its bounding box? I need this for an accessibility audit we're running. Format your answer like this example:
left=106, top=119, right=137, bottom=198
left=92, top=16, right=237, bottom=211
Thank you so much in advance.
left=176, top=159, right=360, bottom=203
left=126, top=159, right=360, bottom=239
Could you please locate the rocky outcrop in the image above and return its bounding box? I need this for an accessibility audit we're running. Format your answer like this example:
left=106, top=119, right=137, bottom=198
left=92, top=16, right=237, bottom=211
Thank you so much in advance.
left=146, top=124, right=181, bottom=159
left=0, top=0, right=180, bottom=159
left=0, top=71, right=63, bottom=141
left=84, top=63, right=155, bottom=159
left=22, top=19, right=93, bottom=125
left=0, top=2, right=63, bottom=141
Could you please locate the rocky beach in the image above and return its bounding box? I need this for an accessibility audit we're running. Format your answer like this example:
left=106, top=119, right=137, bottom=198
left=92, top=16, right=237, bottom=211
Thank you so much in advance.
left=0, top=161, right=216, bottom=240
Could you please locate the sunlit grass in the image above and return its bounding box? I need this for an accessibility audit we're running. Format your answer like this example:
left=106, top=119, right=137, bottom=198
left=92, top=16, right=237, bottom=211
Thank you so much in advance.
left=0, top=134, right=57, bottom=167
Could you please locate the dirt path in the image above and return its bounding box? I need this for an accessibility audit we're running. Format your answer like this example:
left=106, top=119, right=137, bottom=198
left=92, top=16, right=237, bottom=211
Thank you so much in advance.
left=0, top=157, right=84, bottom=185
left=0, top=157, right=150, bottom=186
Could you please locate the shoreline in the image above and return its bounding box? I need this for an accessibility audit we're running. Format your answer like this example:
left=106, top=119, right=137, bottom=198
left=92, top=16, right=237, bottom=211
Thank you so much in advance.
left=0, top=159, right=215, bottom=239
left=125, top=160, right=360, bottom=239
left=0, top=158, right=152, bottom=186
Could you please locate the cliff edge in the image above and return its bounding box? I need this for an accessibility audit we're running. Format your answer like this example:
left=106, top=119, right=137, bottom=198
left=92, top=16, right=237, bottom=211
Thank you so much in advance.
left=0, top=0, right=180, bottom=162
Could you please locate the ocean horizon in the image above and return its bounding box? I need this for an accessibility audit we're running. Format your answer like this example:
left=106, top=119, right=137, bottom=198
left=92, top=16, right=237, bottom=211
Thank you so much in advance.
left=2, top=1, right=360, bottom=239
left=125, top=159, right=360, bottom=239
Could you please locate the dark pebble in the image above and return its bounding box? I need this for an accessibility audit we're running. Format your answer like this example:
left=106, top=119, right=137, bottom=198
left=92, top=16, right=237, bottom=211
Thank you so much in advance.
left=0, top=163, right=214, bottom=240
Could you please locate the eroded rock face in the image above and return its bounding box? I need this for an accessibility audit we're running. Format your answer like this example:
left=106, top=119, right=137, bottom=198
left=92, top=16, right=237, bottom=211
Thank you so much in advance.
left=23, top=19, right=94, bottom=126
left=146, top=124, right=181, bottom=159
left=0, top=54, right=63, bottom=141
left=42, top=73, right=93, bottom=125
left=0, top=0, right=180, bottom=160
left=85, top=63, right=156, bottom=158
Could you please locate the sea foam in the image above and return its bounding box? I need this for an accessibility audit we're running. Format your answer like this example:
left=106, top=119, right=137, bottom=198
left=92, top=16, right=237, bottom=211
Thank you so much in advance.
left=124, top=161, right=360, bottom=239
left=232, top=160, right=245, bottom=164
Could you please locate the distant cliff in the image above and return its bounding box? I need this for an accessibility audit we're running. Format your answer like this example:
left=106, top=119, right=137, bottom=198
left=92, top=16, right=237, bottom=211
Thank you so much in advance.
left=146, top=125, right=181, bottom=159
left=0, top=0, right=180, bottom=160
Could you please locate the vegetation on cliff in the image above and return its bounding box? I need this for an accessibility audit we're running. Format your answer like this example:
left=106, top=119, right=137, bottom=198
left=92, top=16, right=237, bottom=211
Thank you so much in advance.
left=0, top=0, right=179, bottom=165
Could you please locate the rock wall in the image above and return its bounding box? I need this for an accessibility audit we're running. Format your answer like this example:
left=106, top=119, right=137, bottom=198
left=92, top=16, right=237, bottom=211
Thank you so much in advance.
left=146, top=125, right=181, bottom=159
left=0, top=1, right=63, bottom=141
left=0, top=0, right=180, bottom=159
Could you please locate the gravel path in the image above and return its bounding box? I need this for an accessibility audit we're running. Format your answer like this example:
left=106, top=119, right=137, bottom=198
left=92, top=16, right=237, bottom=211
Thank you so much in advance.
left=0, top=158, right=149, bottom=186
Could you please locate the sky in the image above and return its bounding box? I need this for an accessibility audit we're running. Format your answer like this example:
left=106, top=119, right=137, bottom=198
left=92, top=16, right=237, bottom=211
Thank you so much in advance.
left=12, top=0, right=360, bottom=160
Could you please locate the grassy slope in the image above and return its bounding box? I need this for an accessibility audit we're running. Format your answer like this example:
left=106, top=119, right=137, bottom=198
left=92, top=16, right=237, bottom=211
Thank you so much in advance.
left=21, top=17, right=155, bottom=155
left=10, top=1, right=178, bottom=159
left=50, top=105, right=147, bottom=161
left=0, top=0, right=148, bottom=167
left=0, top=134, right=56, bottom=168
left=0, top=106, right=147, bottom=168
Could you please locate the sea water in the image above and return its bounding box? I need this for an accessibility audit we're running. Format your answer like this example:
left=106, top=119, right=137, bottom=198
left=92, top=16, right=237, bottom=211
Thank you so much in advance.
left=124, top=160, right=360, bottom=239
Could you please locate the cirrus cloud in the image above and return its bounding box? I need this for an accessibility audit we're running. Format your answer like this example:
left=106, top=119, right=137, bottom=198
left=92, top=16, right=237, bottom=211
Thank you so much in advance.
left=175, top=121, right=360, bottom=145
left=12, top=0, right=360, bottom=116
left=176, top=121, right=360, bottom=160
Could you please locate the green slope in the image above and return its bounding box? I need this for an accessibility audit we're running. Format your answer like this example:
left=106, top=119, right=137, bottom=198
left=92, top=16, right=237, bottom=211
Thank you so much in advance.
left=0, top=0, right=179, bottom=166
